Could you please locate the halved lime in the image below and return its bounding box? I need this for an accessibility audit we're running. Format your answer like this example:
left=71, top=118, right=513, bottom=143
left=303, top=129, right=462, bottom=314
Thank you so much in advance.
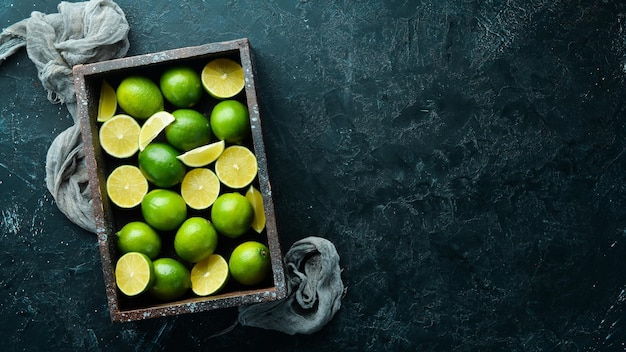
left=191, top=254, right=229, bottom=296
left=99, top=114, right=140, bottom=158
left=201, top=58, right=245, bottom=99
left=106, top=164, right=148, bottom=208
left=215, top=145, right=258, bottom=189
left=180, top=168, right=220, bottom=210
left=115, top=252, right=154, bottom=296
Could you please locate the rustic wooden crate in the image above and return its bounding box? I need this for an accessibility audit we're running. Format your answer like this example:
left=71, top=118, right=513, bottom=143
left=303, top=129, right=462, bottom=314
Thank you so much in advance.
left=74, top=38, right=287, bottom=323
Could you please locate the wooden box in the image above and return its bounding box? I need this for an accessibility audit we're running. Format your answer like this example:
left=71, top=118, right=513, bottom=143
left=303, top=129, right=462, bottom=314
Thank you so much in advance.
left=74, top=39, right=287, bottom=322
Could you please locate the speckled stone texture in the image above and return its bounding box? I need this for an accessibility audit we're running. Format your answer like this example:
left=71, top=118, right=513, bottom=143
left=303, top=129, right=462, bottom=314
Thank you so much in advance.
left=2, top=1, right=626, bottom=351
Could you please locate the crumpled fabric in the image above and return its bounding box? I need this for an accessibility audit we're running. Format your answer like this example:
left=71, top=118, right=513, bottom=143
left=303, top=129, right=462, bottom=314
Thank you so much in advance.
left=0, top=0, right=130, bottom=232
left=238, top=236, right=344, bottom=335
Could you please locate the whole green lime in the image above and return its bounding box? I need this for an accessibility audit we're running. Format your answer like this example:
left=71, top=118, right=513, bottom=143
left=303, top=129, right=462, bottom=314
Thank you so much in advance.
left=160, top=66, right=203, bottom=108
left=141, top=189, right=187, bottom=231
left=210, top=192, right=254, bottom=238
left=174, top=217, right=218, bottom=263
left=116, top=76, right=164, bottom=119
left=116, top=221, right=162, bottom=259
left=138, top=143, right=186, bottom=188
left=209, top=100, right=249, bottom=143
left=229, top=241, right=271, bottom=286
left=165, top=109, right=212, bottom=151
left=149, top=257, right=191, bottom=301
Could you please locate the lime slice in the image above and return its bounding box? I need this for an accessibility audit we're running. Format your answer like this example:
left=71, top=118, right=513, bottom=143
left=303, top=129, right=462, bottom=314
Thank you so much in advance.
left=115, top=252, right=155, bottom=296
left=191, top=254, right=229, bottom=296
left=139, top=111, right=175, bottom=151
left=99, top=114, right=141, bottom=158
left=97, top=80, right=117, bottom=122
left=201, top=58, right=245, bottom=99
left=215, top=145, right=258, bottom=189
left=180, top=168, right=220, bottom=210
left=245, top=185, right=266, bottom=233
left=176, top=140, right=225, bottom=167
left=106, top=165, right=149, bottom=208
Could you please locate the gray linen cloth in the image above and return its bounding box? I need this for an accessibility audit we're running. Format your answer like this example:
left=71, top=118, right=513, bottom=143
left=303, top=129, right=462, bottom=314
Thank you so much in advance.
left=0, top=0, right=130, bottom=232
left=238, top=236, right=344, bottom=335
left=0, top=0, right=343, bottom=335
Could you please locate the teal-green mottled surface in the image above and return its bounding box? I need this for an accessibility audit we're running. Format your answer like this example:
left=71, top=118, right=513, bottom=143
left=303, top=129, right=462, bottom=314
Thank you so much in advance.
left=1, top=1, right=626, bottom=351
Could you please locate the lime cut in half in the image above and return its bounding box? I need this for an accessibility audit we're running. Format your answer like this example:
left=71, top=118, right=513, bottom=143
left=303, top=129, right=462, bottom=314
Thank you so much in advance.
left=191, top=254, right=229, bottom=296
left=106, top=164, right=148, bottom=208
left=115, top=252, right=154, bottom=297
left=99, top=114, right=141, bottom=158
left=201, top=58, right=245, bottom=99
left=180, top=168, right=221, bottom=210
left=215, top=145, right=258, bottom=189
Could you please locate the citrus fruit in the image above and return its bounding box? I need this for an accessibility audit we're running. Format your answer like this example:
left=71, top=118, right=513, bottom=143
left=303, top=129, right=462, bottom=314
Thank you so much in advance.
left=174, top=217, right=218, bottom=263
left=180, top=168, right=220, bottom=210
left=176, top=140, right=225, bottom=167
left=141, top=189, right=188, bottom=231
left=106, top=165, right=148, bottom=208
left=138, top=111, right=175, bottom=151
left=201, top=58, right=245, bottom=99
left=149, top=258, right=191, bottom=301
left=215, top=145, right=258, bottom=189
left=191, top=254, right=229, bottom=296
left=116, top=75, right=164, bottom=119
left=245, top=185, right=266, bottom=233
left=99, top=114, right=140, bottom=158
left=160, top=66, right=203, bottom=108
left=210, top=192, right=254, bottom=238
left=138, top=143, right=186, bottom=188
left=116, top=221, right=162, bottom=259
left=165, top=109, right=212, bottom=151
left=97, top=80, right=117, bottom=122
left=228, top=241, right=271, bottom=286
left=115, top=252, right=155, bottom=296
left=209, top=100, right=249, bottom=143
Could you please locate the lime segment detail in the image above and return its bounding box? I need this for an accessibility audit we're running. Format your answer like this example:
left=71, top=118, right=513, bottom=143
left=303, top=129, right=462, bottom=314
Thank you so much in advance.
left=139, top=111, right=175, bottom=151
left=97, top=80, right=117, bottom=122
left=176, top=140, right=225, bottom=167
left=245, top=185, right=266, bottom=233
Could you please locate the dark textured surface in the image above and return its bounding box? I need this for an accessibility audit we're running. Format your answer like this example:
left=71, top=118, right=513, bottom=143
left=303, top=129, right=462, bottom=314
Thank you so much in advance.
left=2, top=0, right=626, bottom=351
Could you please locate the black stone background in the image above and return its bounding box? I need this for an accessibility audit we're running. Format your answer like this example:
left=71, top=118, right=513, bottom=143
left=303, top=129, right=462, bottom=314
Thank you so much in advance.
left=2, top=0, right=626, bottom=351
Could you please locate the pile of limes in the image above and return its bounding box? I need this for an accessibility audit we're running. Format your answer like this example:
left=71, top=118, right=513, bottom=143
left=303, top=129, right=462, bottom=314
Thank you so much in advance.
left=97, top=58, right=272, bottom=302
